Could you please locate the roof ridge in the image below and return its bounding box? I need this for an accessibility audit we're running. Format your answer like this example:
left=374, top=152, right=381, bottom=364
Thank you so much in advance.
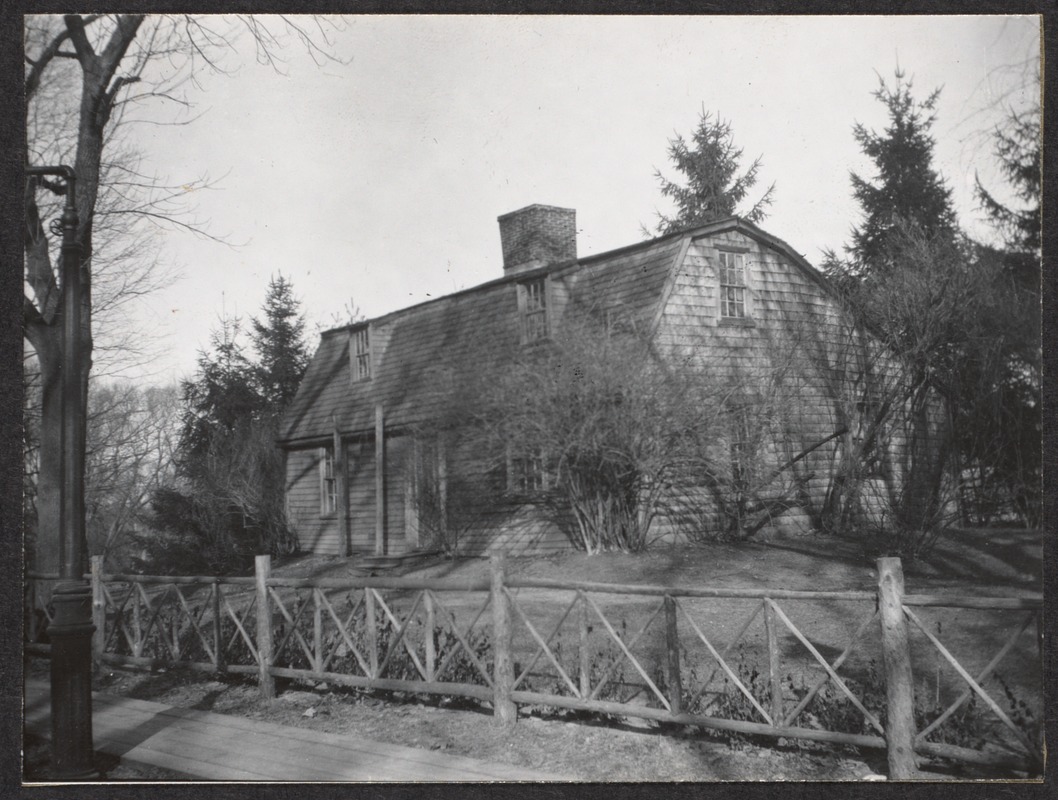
left=320, top=228, right=693, bottom=337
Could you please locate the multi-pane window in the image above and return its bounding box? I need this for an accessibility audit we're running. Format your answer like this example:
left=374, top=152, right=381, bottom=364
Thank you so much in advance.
left=508, top=448, right=548, bottom=494
left=353, top=327, right=371, bottom=380
left=719, top=251, right=747, bottom=319
left=319, top=447, right=337, bottom=516
left=853, top=398, right=883, bottom=478
left=729, top=406, right=752, bottom=468
left=520, top=278, right=549, bottom=343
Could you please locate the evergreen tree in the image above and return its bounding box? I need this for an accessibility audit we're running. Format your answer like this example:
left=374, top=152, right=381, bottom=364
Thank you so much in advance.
left=151, top=280, right=310, bottom=573
left=974, top=104, right=1041, bottom=290
left=649, top=110, right=775, bottom=236
left=179, top=314, right=261, bottom=465
left=847, top=70, right=958, bottom=271
left=964, top=102, right=1042, bottom=526
left=251, top=274, right=311, bottom=414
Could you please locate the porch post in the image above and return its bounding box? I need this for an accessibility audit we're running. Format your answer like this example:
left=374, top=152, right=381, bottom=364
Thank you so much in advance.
left=332, top=416, right=348, bottom=558
left=374, top=403, right=385, bottom=556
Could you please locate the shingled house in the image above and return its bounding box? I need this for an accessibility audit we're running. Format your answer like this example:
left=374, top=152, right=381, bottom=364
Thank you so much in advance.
left=277, top=205, right=947, bottom=557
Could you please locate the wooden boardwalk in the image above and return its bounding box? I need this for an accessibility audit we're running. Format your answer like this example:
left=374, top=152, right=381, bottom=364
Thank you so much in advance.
left=24, top=681, right=569, bottom=782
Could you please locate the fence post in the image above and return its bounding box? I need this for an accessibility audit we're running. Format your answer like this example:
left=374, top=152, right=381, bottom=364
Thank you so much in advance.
left=255, top=555, right=276, bottom=699
left=365, top=588, right=378, bottom=679
left=764, top=599, right=783, bottom=726
left=424, top=590, right=436, bottom=682
left=313, top=589, right=323, bottom=675
left=90, top=556, right=105, bottom=664
left=131, top=582, right=142, bottom=657
left=663, top=595, right=682, bottom=714
left=877, top=557, right=916, bottom=779
left=491, top=552, right=516, bottom=724
left=579, top=593, right=590, bottom=699
left=212, top=580, right=225, bottom=673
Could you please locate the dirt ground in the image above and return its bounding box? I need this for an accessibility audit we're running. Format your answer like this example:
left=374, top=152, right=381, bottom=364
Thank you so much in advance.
left=78, top=666, right=884, bottom=781
left=26, top=528, right=1042, bottom=782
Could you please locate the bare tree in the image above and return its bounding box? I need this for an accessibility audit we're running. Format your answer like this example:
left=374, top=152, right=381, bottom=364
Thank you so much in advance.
left=24, top=14, right=345, bottom=576
left=455, top=304, right=828, bottom=553
left=809, top=224, right=1018, bottom=558
left=84, top=382, right=181, bottom=568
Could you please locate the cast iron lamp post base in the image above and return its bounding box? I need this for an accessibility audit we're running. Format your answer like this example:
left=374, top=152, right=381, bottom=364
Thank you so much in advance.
left=47, top=580, right=98, bottom=780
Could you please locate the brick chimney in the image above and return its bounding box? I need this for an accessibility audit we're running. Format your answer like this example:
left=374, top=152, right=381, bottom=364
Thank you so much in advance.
left=497, top=204, right=577, bottom=275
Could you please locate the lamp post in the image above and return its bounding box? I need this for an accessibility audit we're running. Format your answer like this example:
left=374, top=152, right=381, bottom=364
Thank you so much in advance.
left=27, top=165, right=97, bottom=780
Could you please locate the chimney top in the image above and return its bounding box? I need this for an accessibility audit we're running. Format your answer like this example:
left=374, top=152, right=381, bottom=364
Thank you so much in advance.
left=498, top=204, right=577, bottom=276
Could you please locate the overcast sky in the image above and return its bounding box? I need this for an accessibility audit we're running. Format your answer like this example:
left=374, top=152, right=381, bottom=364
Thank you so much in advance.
left=115, top=14, right=1039, bottom=385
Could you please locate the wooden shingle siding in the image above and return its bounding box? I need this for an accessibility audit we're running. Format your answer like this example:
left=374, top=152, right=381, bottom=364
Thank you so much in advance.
left=652, top=233, right=859, bottom=535
left=281, top=216, right=948, bottom=555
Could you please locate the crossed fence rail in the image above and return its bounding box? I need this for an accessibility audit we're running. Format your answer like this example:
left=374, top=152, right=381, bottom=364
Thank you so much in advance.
left=25, top=554, right=1043, bottom=778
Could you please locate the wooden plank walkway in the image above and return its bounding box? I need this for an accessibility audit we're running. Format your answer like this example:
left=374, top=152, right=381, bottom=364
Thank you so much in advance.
left=24, top=681, right=569, bottom=782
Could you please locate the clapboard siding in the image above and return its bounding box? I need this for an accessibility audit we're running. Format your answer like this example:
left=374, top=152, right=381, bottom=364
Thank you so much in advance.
left=286, top=435, right=418, bottom=556
left=431, top=435, right=572, bottom=555
left=285, top=448, right=340, bottom=555
left=345, top=436, right=376, bottom=552
left=384, top=435, right=409, bottom=554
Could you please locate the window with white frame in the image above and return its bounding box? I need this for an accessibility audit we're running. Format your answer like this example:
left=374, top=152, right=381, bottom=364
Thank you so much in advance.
left=319, top=446, right=337, bottom=516
left=519, top=278, right=549, bottom=343
left=719, top=251, right=747, bottom=319
left=353, top=326, right=371, bottom=380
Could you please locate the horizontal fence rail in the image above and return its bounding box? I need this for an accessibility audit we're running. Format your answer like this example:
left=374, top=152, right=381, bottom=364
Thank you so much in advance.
left=25, top=554, right=1042, bottom=778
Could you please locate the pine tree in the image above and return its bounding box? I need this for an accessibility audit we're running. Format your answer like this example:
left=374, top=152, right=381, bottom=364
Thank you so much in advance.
left=847, top=70, right=958, bottom=271
left=152, top=280, right=312, bottom=572
left=178, top=314, right=261, bottom=466
left=649, top=110, right=775, bottom=236
left=974, top=104, right=1041, bottom=289
left=966, top=102, right=1042, bottom=526
left=251, top=274, right=311, bottom=414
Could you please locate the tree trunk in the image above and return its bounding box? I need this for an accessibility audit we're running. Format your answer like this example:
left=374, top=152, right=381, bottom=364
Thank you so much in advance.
left=24, top=14, right=143, bottom=582
left=31, top=334, right=63, bottom=579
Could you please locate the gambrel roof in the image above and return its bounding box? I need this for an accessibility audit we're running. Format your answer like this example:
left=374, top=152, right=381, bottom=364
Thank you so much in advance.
left=277, top=217, right=830, bottom=447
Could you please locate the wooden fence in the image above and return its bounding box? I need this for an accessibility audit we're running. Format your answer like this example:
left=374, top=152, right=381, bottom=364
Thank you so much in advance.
left=25, top=554, right=1043, bottom=778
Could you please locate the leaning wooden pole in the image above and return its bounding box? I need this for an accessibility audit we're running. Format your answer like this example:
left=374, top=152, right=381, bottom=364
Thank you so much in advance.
left=877, top=557, right=917, bottom=779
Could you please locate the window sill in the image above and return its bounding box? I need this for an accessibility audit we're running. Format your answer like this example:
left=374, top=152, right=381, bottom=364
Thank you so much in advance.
left=718, top=316, right=756, bottom=328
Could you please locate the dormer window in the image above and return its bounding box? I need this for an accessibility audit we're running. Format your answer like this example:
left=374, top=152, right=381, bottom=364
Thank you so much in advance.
left=518, top=277, right=549, bottom=343
left=353, top=326, right=371, bottom=380
left=719, top=251, right=747, bottom=319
